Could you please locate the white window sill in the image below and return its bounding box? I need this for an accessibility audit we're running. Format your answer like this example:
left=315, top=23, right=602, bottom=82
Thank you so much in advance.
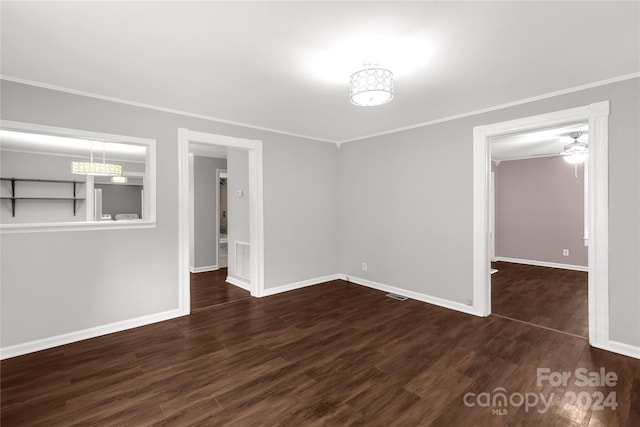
left=0, top=219, right=156, bottom=234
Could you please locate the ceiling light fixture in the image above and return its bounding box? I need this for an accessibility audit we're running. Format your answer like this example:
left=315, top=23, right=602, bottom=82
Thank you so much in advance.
left=71, top=141, right=122, bottom=176
left=562, top=132, right=588, bottom=164
left=350, top=63, right=393, bottom=106
left=111, top=176, right=128, bottom=184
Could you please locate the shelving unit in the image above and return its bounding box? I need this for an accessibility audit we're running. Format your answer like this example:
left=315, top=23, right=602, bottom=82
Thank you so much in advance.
left=0, top=177, right=85, bottom=217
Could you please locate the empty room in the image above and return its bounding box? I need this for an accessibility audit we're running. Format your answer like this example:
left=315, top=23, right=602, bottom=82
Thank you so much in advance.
left=1, top=2, right=639, bottom=426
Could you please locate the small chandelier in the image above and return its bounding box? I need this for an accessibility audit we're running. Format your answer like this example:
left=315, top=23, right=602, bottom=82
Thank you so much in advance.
left=71, top=141, right=122, bottom=176
left=350, top=64, right=393, bottom=106
left=562, top=132, right=588, bottom=165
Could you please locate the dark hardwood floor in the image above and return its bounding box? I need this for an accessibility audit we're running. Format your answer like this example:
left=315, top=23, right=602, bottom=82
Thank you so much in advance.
left=190, top=268, right=250, bottom=312
left=2, top=279, right=638, bottom=426
left=491, top=261, right=588, bottom=337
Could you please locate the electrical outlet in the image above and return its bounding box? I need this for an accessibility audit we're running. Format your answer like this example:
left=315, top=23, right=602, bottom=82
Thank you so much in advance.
left=563, top=249, right=569, bottom=256
left=361, top=262, right=367, bottom=271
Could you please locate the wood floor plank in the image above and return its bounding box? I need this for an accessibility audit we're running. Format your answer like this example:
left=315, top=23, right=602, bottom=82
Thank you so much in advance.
left=190, top=268, right=250, bottom=312
left=2, top=277, right=638, bottom=426
left=491, top=261, right=588, bottom=337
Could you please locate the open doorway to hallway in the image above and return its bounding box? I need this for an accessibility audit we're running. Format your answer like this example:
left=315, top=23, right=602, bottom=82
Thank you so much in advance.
left=178, top=128, right=265, bottom=315
left=490, top=123, right=589, bottom=337
left=188, top=141, right=253, bottom=311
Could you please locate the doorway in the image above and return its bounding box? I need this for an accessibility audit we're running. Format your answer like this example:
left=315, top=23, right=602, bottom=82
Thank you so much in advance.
left=178, top=129, right=265, bottom=315
left=489, top=123, right=589, bottom=337
left=472, top=101, right=611, bottom=350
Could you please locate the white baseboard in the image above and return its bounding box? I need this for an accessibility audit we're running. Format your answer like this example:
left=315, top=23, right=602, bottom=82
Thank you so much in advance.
left=226, top=275, right=251, bottom=291
left=343, top=274, right=484, bottom=317
left=494, top=257, right=588, bottom=272
left=594, top=340, right=640, bottom=360
left=0, top=308, right=184, bottom=360
left=261, top=274, right=343, bottom=297
left=190, top=265, right=219, bottom=273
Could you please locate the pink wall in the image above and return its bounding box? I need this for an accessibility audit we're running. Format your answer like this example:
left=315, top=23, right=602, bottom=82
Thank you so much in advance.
left=495, top=156, right=587, bottom=266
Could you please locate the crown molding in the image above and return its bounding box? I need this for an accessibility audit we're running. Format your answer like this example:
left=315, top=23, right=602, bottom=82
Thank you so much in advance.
left=0, top=75, right=338, bottom=145
left=340, top=72, right=640, bottom=144
left=3, top=72, right=638, bottom=146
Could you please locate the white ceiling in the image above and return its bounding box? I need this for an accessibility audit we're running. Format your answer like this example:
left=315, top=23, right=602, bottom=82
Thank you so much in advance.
left=1, top=2, right=638, bottom=143
left=491, top=123, right=588, bottom=162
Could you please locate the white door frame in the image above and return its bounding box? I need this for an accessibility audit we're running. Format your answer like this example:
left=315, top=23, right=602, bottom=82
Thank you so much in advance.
left=188, top=153, right=195, bottom=271
left=178, top=129, right=265, bottom=315
left=472, top=101, right=610, bottom=350
left=216, top=168, right=227, bottom=267
left=489, top=171, right=496, bottom=262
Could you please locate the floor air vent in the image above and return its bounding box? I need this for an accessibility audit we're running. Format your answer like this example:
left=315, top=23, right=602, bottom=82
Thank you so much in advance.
left=386, top=293, right=408, bottom=301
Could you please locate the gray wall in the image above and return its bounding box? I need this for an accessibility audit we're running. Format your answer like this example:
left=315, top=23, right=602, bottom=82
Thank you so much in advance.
left=95, top=184, right=143, bottom=218
left=1, top=150, right=89, bottom=222
left=339, top=78, right=639, bottom=347
left=0, top=80, right=339, bottom=348
left=2, top=77, right=637, bottom=352
left=193, top=155, right=227, bottom=269
left=495, top=157, right=587, bottom=266
left=227, top=149, right=250, bottom=280
left=264, top=137, right=339, bottom=287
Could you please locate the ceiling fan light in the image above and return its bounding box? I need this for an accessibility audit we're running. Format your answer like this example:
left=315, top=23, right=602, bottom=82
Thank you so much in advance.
left=563, top=152, right=588, bottom=164
left=561, top=132, right=588, bottom=164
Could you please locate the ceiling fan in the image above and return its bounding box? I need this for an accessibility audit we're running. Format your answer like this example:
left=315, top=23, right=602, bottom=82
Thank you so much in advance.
left=525, top=131, right=588, bottom=164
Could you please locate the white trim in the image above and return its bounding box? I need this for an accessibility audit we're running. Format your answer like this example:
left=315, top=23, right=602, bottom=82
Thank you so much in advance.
left=1, top=119, right=157, bottom=146
left=0, top=75, right=336, bottom=144
left=473, top=125, right=491, bottom=317
left=494, top=153, right=561, bottom=162
left=490, top=171, right=496, bottom=261
left=261, top=274, right=344, bottom=297
left=0, top=309, right=183, bottom=360
left=216, top=168, right=226, bottom=267
left=85, top=175, right=94, bottom=221
left=188, top=153, right=195, bottom=270
left=144, top=134, right=156, bottom=222
left=345, top=275, right=483, bottom=317
left=0, top=120, right=156, bottom=231
left=1, top=220, right=155, bottom=234
left=597, top=340, right=640, bottom=360
left=3, top=74, right=637, bottom=146
left=473, top=102, right=610, bottom=350
left=188, top=131, right=257, bottom=149
left=190, top=265, right=219, bottom=273
left=248, top=142, right=265, bottom=297
left=226, top=275, right=252, bottom=291
left=178, top=128, right=265, bottom=317
left=341, top=73, right=638, bottom=143
left=494, top=257, right=588, bottom=272
left=234, top=240, right=251, bottom=280
left=588, top=101, right=611, bottom=348
left=178, top=129, right=191, bottom=316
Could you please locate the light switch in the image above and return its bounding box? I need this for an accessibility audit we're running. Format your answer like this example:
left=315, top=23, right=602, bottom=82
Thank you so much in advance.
left=236, top=190, right=243, bottom=197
